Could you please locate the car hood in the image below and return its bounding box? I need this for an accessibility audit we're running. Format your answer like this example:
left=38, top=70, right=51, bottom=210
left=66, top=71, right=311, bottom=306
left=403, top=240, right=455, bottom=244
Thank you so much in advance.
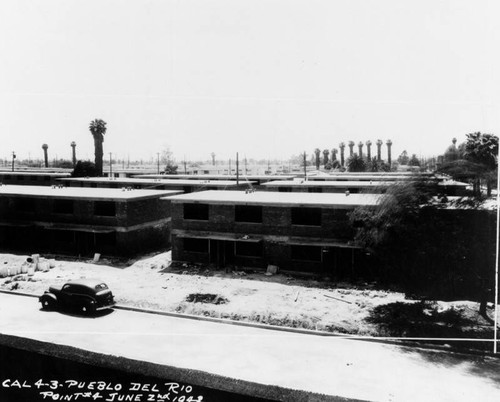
left=96, top=289, right=113, bottom=297
left=48, top=285, right=63, bottom=293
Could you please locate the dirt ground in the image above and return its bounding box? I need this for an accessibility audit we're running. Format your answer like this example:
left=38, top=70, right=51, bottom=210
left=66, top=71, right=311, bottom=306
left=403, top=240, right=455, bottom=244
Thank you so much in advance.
left=0, top=251, right=497, bottom=346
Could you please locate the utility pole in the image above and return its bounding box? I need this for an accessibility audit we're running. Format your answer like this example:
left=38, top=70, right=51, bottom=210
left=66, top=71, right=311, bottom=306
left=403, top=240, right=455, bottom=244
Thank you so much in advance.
left=236, top=152, right=239, bottom=185
left=183, top=157, right=187, bottom=174
left=11, top=151, right=16, bottom=172
left=109, top=152, right=112, bottom=177
left=156, top=152, right=160, bottom=174
left=303, top=151, right=307, bottom=180
left=494, top=145, right=500, bottom=353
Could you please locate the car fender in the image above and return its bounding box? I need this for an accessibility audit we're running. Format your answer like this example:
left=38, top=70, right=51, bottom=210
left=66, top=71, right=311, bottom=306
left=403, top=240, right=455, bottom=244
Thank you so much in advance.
left=39, top=292, right=57, bottom=303
left=74, top=295, right=97, bottom=307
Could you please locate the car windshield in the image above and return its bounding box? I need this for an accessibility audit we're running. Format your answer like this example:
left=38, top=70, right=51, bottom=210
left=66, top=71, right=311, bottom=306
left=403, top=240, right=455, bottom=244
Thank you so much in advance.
left=95, top=283, right=108, bottom=291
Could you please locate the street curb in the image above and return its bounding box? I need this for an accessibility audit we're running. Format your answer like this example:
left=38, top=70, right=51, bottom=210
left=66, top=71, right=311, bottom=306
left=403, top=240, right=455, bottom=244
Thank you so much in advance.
left=0, top=289, right=39, bottom=298
left=113, top=303, right=344, bottom=337
left=1, top=289, right=498, bottom=358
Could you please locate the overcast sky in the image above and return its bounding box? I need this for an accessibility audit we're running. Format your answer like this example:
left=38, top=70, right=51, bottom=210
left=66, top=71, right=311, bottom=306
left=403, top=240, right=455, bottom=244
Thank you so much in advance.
left=0, top=0, right=498, bottom=163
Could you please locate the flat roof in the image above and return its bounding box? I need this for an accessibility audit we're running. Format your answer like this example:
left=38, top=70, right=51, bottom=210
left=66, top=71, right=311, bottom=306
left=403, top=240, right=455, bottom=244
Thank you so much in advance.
left=437, top=180, right=469, bottom=187
left=305, top=175, right=417, bottom=181
left=263, top=180, right=393, bottom=188
left=314, top=171, right=432, bottom=175
left=104, top=168, right=157, bottom=173
left=57, top=177, right=255, bottom=187
left=167, top=190, right=381, bottom=208
left=264, top=179, right=469, bottom=188
left=0, top=168, right=72, bottom=173
left=133, top=174, right=295, bottom=181
left=0, top=172, right=71, bottom=177
left=0, top=185, right=182, bottom=201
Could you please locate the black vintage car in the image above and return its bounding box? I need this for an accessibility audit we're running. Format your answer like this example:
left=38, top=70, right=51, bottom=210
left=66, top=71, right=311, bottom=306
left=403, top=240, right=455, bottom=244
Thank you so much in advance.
left=39, top=279, right=115, bottom=314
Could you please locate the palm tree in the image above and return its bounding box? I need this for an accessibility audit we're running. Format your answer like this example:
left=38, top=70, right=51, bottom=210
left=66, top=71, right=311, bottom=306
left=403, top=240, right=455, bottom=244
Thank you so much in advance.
left=347, top=153, right=366, bottom=172
left=339, top=142, right=346, bottom=167
left=358, top=141, right=364, bottom=158
left=386, top=139, right=393, bottom=167
left=348, top=141, right=355, bottom=157
left=322, top=149, right=330, bottom=166
left=366, top=140, right=372, bottom=160
left=70, top=141, right=77, bottom=167
left=376, top=139, right=383, bottom=161
left=314, top=148, right=321, bottom=170
left=332, top=148, right=338, bottom=161
left=42, top=144, right=49, bottom=168
left=89, top=119, right=107, bottom=176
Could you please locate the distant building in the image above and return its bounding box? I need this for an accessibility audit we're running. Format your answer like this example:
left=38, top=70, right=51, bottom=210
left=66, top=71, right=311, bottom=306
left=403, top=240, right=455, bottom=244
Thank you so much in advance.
left=57, top=177, right=256, bottom=192
left=0, top=185, right=181, bottom=257
left=263, top=178, right=469, bottom=196
left=304, top=172, right=426, bottom=182
left=102, top=168, right=158, bottom=178
left=262, top=180, right=390, bottom=194
left=0, top=172, right=71, bottom=186
left=181, top=163, right=290, bottom=176
left=169, top=190, right=381, bottom=277
left=132, top=174, right=295, bottom=186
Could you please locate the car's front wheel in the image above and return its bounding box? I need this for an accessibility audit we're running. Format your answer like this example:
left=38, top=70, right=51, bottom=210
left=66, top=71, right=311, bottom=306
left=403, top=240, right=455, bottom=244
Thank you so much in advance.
left=40, top=296, right=56, bottom=311
left=81, top=302, right=96, bottom=315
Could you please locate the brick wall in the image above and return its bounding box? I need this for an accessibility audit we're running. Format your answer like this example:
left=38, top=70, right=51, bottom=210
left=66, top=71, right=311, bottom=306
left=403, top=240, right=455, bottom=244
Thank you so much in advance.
left=0, top=195, right=173, bottom=257
left=0, top=196, right=170, bottom=227
left=172, top=202, right=355, bottom=239
left=122, top=198, right=170, bottom=226
left=171, top=201, right=361, bottom=274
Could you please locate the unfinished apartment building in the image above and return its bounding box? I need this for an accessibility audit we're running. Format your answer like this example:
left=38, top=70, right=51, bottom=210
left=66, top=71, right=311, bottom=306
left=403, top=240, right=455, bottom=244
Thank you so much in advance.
left=169, top=190, right=381, bottom=278
left=0, top=171, right=71, bottom=186
left=57, top=177, right=255, bottom=192
left=0, top=185, right=181, bottom=257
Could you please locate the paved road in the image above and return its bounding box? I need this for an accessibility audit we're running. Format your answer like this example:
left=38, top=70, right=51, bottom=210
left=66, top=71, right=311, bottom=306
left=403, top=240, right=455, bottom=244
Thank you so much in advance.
left=1, top=292, right=499, bottom=401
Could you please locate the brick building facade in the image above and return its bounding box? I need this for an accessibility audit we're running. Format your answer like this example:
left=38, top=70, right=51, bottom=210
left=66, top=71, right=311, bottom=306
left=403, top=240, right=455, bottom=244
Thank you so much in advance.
left=170, top=190, right=381, bottom=277
left=0, top=172, right=70, bottom=186
left=0, top=185, right=181, bottom=257
left=58, top=177, right=255, bottom=193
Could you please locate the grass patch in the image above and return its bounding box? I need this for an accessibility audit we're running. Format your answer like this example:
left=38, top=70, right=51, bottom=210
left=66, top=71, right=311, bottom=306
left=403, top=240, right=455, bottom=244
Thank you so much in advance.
left=366, top=300, right=494, bottom=351
left=367, top=301, right=473, bottom=337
